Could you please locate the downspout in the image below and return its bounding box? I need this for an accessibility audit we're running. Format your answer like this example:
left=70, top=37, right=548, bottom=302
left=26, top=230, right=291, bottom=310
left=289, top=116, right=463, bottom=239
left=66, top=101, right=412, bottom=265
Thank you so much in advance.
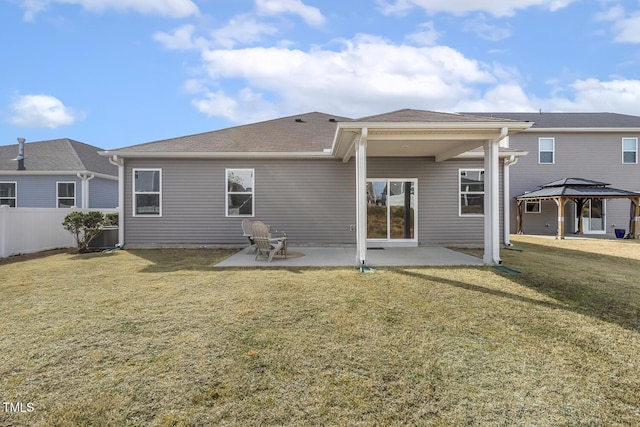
left=503, top=155, right=518, bottom=246
left=108, top=155, right=125, bottom=248
left=76, top=172, right=95, bottom=209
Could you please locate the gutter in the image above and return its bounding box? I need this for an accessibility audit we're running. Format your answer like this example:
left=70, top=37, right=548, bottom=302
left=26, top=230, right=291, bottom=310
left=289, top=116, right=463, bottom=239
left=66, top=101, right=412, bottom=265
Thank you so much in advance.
left=98, top=150, right=335, bottom=160
left=108, top=155, right=125, bottom=248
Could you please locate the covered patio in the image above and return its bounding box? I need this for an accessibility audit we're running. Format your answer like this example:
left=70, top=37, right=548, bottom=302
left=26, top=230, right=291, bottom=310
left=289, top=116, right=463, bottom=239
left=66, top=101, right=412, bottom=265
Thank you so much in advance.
left=515, top=178, right=640, bottom=239
left=330, top=111, right=533, bottom=266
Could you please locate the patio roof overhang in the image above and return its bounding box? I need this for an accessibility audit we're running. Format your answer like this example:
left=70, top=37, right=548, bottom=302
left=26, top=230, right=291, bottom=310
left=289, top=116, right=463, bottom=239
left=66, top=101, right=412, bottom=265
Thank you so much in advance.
left=335, top=119, right=533, bottom=268
left=332, top=121, right=532, bottom=162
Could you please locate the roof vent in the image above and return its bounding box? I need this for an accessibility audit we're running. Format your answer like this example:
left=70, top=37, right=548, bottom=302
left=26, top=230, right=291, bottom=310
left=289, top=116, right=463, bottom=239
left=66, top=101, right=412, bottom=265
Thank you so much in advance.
left=295, top=118, right=305, bottom=123
left=328, top=118, right=336, bottom=122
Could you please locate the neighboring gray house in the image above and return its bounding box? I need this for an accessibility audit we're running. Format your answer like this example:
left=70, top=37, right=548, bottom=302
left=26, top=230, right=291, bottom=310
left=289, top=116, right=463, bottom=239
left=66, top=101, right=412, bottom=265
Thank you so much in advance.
left=101, top=109, right=534, bottom=265
left=466, top=113, right=640, bottom=238
left=0, top=138, right=118, bottom=209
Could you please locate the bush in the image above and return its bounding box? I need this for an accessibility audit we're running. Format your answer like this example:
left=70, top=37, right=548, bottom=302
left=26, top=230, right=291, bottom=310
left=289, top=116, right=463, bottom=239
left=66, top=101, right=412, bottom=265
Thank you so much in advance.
left=62, top=211, right=105, bottom=252
left=104, top=212, right=119, bottom=227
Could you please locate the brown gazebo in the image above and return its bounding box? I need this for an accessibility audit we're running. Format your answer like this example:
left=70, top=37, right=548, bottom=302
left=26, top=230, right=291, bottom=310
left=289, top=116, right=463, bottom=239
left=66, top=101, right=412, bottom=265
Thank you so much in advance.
left=515, top=178, right=640, bottom=239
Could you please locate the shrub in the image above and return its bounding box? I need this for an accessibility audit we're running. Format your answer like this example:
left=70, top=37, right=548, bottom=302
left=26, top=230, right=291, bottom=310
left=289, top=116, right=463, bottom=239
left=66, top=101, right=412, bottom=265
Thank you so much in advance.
left=104, top=212, right=119, bottom=227
left=62, top=211, right=105, bottom=252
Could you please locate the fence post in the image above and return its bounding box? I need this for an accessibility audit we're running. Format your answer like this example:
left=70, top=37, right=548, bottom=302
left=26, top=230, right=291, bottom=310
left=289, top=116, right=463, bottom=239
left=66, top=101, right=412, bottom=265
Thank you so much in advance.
left=0, top=206, right=7, bottom=258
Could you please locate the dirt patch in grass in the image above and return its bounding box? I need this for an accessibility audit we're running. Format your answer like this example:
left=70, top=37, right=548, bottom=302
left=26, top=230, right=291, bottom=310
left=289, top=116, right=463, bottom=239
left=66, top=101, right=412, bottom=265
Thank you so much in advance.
left=2, top=245, right=640, bottom=425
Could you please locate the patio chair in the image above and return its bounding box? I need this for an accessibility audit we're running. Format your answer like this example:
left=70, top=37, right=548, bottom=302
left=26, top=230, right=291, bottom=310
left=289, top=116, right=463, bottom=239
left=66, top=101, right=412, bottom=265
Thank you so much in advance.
left=252, top=221, right=285, bottom=262
left=241, top=219, right=257, bottom=254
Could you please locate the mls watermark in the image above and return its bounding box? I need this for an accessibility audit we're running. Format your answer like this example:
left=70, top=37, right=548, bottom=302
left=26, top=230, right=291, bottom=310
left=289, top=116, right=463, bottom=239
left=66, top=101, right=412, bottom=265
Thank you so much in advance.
left=3, top=402, right=35, bottom=413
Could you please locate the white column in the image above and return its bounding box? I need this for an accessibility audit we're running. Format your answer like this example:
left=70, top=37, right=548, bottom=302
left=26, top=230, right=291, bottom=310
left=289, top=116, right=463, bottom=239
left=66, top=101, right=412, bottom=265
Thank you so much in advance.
left=483, top=138, right=500, bottom=265
left=355, top=128, right=368, bottom=266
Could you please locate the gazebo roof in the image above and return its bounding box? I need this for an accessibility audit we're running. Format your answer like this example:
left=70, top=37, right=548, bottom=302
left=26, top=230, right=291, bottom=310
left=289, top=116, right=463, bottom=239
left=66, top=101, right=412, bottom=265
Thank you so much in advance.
left=517, top=178, right=640, bottom=200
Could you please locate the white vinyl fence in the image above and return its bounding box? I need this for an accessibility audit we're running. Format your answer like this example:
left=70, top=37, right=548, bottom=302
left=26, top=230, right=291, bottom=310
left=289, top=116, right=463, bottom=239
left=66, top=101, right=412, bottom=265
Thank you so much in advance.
left=0, top=207, right=119, bottom=258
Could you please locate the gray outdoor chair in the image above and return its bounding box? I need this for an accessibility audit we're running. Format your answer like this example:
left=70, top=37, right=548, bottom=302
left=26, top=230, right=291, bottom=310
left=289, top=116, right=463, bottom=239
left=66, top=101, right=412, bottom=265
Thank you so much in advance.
left=251, top=221, right=285, bottom=262
left=241, top=219, right=257, bottom=254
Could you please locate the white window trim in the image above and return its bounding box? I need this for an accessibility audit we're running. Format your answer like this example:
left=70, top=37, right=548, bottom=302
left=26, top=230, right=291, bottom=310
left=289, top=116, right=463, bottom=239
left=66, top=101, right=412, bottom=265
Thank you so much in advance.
left=539, top=137, right=555, bottom=164
left=622, top=137, right=638, bottom=164
left=459, top=168, right=484, bottom=217
left=0, top=181, right=17, bottom=207
left=133, top=168, right=162, bottom=217
left=56, top=181, right=76, bottom=208
left=525, top=200, right=541, bottom=214
left=226, top=168, right=255, bottom=218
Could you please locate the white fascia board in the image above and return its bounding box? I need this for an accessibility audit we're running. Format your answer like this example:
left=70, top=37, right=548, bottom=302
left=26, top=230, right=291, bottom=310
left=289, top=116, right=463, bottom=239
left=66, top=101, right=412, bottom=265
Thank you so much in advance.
left=522, top=127, right=640, bottom=133
left=337, top=121, right=532, bottom=132
left=98, top=151, right=336, bottom=160
left=0, top=170, right=118, bottom=180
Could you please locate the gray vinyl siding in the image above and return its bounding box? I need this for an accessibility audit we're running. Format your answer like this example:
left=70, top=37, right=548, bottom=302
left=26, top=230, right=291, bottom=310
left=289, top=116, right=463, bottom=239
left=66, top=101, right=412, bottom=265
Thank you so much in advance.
left=509, top=131, right=640, bottom=236
left=123, top=157, right=503, bottom=247
left=123, top=158, right=357, bottom=246
left=88, top=177, right=118, bottom=208
left=0, top=175, right=82, bottom=208
left=368, top=157, right=503, bottom=245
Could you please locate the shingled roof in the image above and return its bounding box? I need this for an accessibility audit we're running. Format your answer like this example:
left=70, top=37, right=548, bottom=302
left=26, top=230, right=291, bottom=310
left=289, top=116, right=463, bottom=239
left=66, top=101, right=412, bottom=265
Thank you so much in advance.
left=112, top=112, right=351, bottom=153
left=462, top=112, right=640, bottom=128
left=0, top=138, right=117, bottom=176
left=517, top=178, right=640, bottom=199
left=355, top=109, right=520, bottom=123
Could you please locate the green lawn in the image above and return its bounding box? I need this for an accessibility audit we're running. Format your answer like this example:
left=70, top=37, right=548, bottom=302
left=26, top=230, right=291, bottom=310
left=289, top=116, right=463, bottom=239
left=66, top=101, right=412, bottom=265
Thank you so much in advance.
left=1, top=236, right=639, bottom=426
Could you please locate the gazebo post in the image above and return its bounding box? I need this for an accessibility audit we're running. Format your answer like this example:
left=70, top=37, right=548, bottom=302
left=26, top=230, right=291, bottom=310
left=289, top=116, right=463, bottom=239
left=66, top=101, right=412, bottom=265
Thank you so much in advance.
left=575, top=198, right=585, bottom=235
left=555, top=196, right=566, bottom=239
left=633, top=197, right=640, bottom=239
left=515, top=199, right=523, bottom=234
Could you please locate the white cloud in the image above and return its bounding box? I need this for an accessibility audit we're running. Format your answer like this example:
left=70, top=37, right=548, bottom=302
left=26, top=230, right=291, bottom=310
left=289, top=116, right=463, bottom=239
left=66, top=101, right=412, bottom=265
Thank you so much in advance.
left=550, top=78, right=640, bottom=113
left=463, top=15, right=512, bottom=41
left=153, top=25, right=201, bottom=50
left=210, top=15, right=279, bottom=48
left=612, top=14, right=640, bottom=43
left=378, top=0, right=577, bottom=17
left=405, top=21, right=440, bottom=46
left=8, top=94, right=81, bottom=128
left=191, top=88, right=279, bottom=123
left=22, top=0, right=199, bottom=21
left=255, top=0, right=325, bottom=26
left=191, top=34, right=498, bottom=119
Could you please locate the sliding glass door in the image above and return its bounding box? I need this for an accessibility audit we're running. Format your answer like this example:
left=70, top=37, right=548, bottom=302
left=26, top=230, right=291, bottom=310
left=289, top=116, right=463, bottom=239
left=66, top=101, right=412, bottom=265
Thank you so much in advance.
left=367, top=179, right=417, bottom=244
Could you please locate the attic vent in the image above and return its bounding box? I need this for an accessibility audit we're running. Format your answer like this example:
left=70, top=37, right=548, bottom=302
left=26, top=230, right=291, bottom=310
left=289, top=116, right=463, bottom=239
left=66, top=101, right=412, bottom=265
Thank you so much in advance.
left=328, top=118, right=336, bottom=122
left=295, top=118, right=305, bottom=123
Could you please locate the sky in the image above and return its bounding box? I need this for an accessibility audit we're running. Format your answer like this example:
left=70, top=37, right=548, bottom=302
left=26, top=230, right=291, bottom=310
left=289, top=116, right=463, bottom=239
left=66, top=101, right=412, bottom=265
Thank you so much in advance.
left=2, top=0, right=640, bottom=150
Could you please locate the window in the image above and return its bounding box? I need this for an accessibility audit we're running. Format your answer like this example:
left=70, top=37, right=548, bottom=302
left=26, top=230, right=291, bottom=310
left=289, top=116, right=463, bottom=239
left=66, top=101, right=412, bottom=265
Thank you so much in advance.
left=226, top=169, right=254, bottom=217
left=525, top=200, right=541, bottom=213
left=0, top=182, right=17, bottom=207
left=539, top=138, right=555, bottom=164
left=57, top=182, right=76, bottom=208
left=459, top=169, right=484, bottom=216
left=622, top=138, right=638, bottom=164
left=134, top=169, right=161, bottom=216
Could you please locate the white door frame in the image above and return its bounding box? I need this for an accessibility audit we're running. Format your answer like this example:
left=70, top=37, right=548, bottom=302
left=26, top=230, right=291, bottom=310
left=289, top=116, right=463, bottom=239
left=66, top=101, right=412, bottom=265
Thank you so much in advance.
left=366, top=178, right=418, bottom=247
left=577, top=198, right=607, bottom=234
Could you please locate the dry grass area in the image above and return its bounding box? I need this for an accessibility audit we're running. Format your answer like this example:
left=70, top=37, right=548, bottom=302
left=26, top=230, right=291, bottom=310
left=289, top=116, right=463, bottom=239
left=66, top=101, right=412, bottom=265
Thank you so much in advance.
left=1, top=238, right=639, bottom=426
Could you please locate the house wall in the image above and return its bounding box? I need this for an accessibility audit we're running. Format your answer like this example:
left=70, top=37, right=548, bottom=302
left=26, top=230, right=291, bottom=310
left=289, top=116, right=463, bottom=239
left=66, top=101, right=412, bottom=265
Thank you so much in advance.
left=509, top=131, right=640, bottom=236
left=0, top=175, right=83, bottom=208
left=368, top=157, right=503, bottom=245
left=123, top=158, right=357, bottom=247
left=123, top=156, right=503, bottom=247
left=88, top=177, right=118, bottom=208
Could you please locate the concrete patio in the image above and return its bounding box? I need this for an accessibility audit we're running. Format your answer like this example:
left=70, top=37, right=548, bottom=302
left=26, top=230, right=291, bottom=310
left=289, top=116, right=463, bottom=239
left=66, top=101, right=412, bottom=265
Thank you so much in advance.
left=214, top=245, right=484, bottom=268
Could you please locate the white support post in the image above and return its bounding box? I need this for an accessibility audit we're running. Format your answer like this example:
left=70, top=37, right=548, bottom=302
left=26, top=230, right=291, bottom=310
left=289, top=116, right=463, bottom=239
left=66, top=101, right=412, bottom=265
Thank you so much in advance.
left=483, top=137, right=501, bottom=265
left=355, top=128, right=368, bottom=266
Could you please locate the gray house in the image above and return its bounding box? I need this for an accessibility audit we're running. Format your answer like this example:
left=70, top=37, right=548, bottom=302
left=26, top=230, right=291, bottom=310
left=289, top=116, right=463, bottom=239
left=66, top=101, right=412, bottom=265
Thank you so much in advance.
left=101, top=109, right=534, bottom=265
left=467, top=113, right=640, bottom=238
left=0, top=138, right=118, bottom=209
